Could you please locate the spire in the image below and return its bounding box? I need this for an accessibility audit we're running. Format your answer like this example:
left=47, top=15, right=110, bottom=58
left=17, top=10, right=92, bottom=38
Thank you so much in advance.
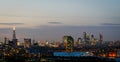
left=13, top=26, right=16, bottom=30
left=13, top=26, right=16, bottom=39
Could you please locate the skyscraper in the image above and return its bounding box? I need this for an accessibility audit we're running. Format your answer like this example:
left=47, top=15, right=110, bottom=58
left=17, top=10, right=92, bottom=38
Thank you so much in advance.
left=99, top=33, right=103, bottom=45
left=83, top=32, right=90, bottom=46
left=77, top=37, right=82, bottom=45
left=91, top=34, right=96, bottom=45
left=12, top=26, right=18, bottom=46
left=4, top=37, right=7, bottom=44
left=13, top=26, right=16, bottom=39
left=83, top=32, right=87, bottom=42
left=24, top=38, right=31, bottom=48
left=76, top=37, right=82, bottom=48
left=63, top=35, right=74, bottom=52
left=4, top=37, right=9, bottom=45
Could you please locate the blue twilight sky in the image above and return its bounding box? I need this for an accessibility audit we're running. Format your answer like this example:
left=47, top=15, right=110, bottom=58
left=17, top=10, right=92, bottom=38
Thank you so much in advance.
left=0, top=0, right=120, bottom=42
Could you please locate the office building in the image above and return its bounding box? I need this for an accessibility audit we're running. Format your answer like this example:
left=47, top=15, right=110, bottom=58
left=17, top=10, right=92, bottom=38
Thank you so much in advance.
left=24, top=38, right=31, bottom=48
left=83, top=32, right=90, bottom=45
left=63, top=35, right=74, bottom=52
left=99, top=33, right=103, bottom=45
left=90, top=34, right=96, bottom=45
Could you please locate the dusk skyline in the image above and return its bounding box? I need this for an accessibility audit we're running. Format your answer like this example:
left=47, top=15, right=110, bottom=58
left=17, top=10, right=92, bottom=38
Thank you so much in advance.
left=0, top=0, right=120, bottom=42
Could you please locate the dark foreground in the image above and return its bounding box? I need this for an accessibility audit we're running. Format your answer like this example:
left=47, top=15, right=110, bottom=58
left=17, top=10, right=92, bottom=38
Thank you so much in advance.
left=0, top=56, right=117, bottom=62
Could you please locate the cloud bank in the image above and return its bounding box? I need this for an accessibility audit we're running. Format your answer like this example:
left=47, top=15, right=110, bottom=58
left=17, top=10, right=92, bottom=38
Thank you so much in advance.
left=101, top=23, right=120, bottom=26
left=48, top=22, right=62, bottom=24
left=0, top=23, right=24, bottom=25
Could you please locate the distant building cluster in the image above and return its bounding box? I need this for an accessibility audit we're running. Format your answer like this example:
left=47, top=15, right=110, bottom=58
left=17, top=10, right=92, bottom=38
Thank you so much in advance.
left=75, top=32, right=103, bottom=47
left=0, top=27, right=105, bottom=49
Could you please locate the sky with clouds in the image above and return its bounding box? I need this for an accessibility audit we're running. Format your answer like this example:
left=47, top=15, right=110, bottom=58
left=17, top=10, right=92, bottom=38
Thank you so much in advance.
left=0, top=0, right=120, bottom=42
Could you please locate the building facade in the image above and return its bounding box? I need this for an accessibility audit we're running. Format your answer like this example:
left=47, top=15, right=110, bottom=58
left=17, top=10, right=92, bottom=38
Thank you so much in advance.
left=63, top=36, right=74, bottom=52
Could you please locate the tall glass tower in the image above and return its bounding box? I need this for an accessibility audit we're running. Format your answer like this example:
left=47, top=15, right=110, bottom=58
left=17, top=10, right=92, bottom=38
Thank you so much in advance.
left=63, top=36, right=74, bottom=52
left=12, top=26, right=18, bottom=46
left=13, top=26, right=16, bottom=39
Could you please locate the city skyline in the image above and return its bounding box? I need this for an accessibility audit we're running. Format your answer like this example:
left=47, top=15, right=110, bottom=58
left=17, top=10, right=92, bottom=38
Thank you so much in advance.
left=0, top=0, right=120, bottom=42
left=0, top=26, right=120, bottom=42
